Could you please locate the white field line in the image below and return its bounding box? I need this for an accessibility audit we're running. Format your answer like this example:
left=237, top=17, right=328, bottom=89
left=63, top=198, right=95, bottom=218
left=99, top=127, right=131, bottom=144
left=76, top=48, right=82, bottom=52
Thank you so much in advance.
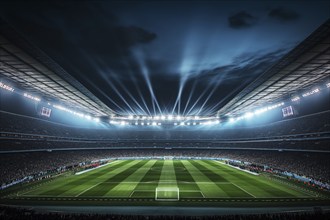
left=129, top=190, right=155, bottom=198
left=74, top=182, right=102, bottom=197
left=75, top=161, right=116, bottom=175
left=269, top=177, right=317, bottom=197
left=231, top=183, right=257, bottom=198
left=19, top=186, right=44, bottom=196
left=200, top=191, right=206, bottom=198
left=216, top=161, right=259, bottom=176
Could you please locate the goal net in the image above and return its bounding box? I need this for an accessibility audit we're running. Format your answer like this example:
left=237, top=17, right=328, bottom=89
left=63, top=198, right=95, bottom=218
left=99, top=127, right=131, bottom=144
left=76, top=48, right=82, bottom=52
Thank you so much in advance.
left=155, top=187, right=179, bottom=201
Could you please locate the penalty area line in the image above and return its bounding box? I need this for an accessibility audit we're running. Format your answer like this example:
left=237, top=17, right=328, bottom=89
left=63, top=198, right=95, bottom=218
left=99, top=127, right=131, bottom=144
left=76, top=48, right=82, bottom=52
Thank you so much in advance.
left=75, top=182, right=102, bottom=197
left=231, top=183, right=256, bottom=198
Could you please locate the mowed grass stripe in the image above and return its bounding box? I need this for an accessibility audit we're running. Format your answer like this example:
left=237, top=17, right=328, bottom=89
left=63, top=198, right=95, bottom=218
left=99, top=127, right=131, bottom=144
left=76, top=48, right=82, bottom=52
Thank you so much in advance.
left=79, top=160, right=148, bottom=197
left=104, top=160, right=157, bottom=197
left=191, top=160, right=255, bottom=198
left=192, top=160, right=256, bottom=198
left=205, top=160, right=307, bottom=198
left=28, top=160, right=131, bottom=196
left=173, top=160, right=200, bottom=191
left=59, top=160, right=138, bottom=196
left=182, top=160, right=228, bottom=198
left=131, top=160, right=164, bottom=198
left=158, top=160, right=177, bottom=188
left=205, top=160, right=304, bottom=197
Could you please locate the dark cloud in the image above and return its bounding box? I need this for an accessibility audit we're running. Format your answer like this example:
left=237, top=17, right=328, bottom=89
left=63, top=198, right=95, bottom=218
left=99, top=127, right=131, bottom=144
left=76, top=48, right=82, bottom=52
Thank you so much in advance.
left=228, top=11, right=258, bottom=29
left=268, top=7, right=300, bottom=22
left=195, top=48, right=290, bottom=86
left=0, top=2, right=157, bottom=58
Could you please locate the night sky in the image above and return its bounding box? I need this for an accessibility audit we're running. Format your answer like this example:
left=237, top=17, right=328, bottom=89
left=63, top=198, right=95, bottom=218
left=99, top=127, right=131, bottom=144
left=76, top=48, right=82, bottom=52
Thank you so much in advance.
left=0, top=1, right=329, bottom=116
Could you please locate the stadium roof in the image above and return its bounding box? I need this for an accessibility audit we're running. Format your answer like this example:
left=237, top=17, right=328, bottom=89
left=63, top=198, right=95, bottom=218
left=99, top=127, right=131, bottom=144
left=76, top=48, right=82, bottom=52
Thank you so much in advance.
left=0, top=19, right=115, bottom=117
left=217, top=19, right=330, bottom=117
left=0, top=15, right=329, bottom=119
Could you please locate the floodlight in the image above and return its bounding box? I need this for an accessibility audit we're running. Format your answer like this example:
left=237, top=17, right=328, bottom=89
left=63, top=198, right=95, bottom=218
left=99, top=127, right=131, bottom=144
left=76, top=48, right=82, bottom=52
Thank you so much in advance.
left=167, top=115, right=173, bottom=120
left=180, top=122, right=185, bottom=126
left=161, top=115, right=166, bottom=120
left=244, top=112, right=254, bottom=119
left=128, top=115, right=134, bottom=120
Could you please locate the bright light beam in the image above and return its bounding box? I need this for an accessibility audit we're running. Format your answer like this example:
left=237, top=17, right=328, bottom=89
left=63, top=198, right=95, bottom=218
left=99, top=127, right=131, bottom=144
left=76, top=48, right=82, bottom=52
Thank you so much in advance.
left=110, top=70, right=148, bottom=115
left=133, top=49, right=162, bottom=115
left=182, top=78, right=198, bottom=115
left=79, top=50, right=134, bottom=114
left=185, top=85, right=213, bottom=115
left=202, top=85, right=245, bottom=115
left=98, top=71, right=137, bottom=115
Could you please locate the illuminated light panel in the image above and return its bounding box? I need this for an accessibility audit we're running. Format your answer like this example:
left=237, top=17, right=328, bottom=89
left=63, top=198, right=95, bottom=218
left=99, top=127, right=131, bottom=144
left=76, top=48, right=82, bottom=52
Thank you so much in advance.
left=254, top=107, right=267, bottom=115
left=229, top=118, right=235, bottom=123
left=302, top=88, right=320, bottom=97
left=244, top=112, right=254, bottom=119
left=180, top=122, right=185, bottom=126
left=0, top=82, right=15, bottom=92
left=167, top=115, right=173, bottom=120
left=23, top=93, right=40, bottom=102
left=291, top=96, right=300, bottom=102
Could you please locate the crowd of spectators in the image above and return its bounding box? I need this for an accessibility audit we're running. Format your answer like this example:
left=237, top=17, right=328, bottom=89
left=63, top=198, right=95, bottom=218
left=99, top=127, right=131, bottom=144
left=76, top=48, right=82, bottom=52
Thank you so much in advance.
left=1, top=138, right=329, bottom=151
left=1, top=110, right=329, bottom=141
left=0, top=149, right=329, bottom=189
left=0, top=205, right=329, bottom=220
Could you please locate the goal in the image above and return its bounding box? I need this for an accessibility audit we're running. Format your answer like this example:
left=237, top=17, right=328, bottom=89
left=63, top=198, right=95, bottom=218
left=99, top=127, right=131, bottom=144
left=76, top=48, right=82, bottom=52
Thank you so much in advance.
left=155, top=187, right=179, bottom=201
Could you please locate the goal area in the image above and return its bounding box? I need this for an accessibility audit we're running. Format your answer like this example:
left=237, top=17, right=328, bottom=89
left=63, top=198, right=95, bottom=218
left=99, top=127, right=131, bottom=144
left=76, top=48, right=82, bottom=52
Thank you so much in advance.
left=155, top=187, right=179, bottom=201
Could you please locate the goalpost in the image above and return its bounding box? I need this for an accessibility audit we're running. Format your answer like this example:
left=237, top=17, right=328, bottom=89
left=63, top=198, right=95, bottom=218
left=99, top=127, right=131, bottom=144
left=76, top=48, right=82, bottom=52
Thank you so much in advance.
left=155, top=187, right=179, bottom=201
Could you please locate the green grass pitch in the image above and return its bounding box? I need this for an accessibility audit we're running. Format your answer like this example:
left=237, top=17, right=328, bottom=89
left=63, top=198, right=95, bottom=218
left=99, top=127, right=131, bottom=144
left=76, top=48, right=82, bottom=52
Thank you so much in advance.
left=5, top=159, right=329, bottom=207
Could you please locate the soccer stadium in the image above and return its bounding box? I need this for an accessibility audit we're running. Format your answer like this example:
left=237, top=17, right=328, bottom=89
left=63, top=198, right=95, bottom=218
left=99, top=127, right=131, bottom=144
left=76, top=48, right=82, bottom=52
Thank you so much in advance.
left=0, top=1, right=330, bottom=220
